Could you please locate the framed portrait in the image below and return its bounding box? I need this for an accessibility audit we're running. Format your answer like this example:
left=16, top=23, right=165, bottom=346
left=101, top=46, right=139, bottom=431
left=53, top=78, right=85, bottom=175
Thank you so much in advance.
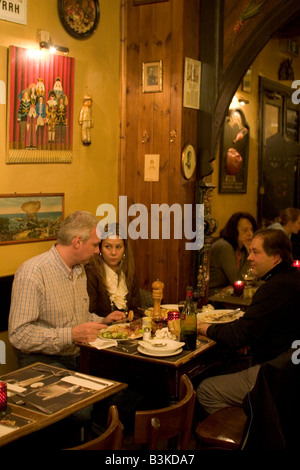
left=142, top=61, right=163, bottom=93
left=181, top=144, right=196, bottom=180
left=7, top=46, right=75, bottom=164
left=219, top=108, right=249, bottom=193
left=57, top=0, right=100, bottom=39
left=0, top=193, right=64, bottom=245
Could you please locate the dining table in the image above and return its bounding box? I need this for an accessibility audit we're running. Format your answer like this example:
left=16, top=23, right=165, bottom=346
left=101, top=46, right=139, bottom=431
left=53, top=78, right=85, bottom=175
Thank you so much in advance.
left=77, top=335, right=220, bottom=404
left=208, top=289, right=253, bottom=310
left=0, top=362, right=127, bottom=448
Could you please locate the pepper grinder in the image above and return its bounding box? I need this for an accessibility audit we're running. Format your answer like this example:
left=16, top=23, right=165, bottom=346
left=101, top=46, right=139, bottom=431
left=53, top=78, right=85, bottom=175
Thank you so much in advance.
left=152, top=279, right=164, bottom=319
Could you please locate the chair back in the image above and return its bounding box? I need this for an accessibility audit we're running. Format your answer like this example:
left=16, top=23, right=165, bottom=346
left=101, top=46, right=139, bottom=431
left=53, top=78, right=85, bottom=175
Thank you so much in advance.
left=66, top=405, right=123, bottom=450
left=134, top=374, right=196, bottom=450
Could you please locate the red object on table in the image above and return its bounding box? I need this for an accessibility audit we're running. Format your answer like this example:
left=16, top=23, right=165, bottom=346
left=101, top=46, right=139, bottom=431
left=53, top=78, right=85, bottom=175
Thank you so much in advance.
left=293, top=260, right=300, bottom=270
left=233, top=280, right=244, bottom=297
left=0, top=382, right=7, bottom=411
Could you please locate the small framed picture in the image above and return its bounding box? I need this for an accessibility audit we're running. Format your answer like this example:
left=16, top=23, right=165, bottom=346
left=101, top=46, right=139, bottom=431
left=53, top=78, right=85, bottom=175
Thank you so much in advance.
left=142, top=61, right=163, bottom=93
left=242, top=68, right=252, bottom=93
left=181, top=144, right=196, bottom=180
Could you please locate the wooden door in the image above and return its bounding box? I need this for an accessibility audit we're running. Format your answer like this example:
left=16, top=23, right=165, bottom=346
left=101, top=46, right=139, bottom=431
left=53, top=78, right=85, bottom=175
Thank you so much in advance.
left=258, top=77, right=300, bottom=226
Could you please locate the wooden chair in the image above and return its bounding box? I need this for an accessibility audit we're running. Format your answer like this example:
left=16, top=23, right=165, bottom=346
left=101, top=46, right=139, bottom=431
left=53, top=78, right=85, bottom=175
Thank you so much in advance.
left=195, top=406, right=248, bottom=450
left=134, top=374, right=196, bottom=450
left=65, top=405, right=124, bottom=450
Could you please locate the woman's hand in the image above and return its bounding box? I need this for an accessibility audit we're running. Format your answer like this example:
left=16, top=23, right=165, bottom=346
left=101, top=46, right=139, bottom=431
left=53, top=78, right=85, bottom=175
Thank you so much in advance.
left=102, top=311, right=126, bottom=324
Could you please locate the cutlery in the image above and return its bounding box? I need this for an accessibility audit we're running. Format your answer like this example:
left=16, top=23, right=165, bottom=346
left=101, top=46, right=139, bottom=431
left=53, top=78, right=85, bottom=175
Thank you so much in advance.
left=10, top=396, right=25, bottom=405
left=74, top=372, right=112, bottom=387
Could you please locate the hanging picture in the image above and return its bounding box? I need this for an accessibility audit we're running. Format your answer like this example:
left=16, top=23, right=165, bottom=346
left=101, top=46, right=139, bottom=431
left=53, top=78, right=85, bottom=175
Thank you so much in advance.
left=219, top=108, right=250, bottom=193
left=0, top=193, right=64, bottom=245
left=7, top=46, right=75, bottom=163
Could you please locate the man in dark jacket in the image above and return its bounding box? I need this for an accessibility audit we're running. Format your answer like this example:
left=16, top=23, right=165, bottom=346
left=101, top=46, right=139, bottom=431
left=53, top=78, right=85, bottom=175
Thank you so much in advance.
left=197, top=228, right=300, bottom=415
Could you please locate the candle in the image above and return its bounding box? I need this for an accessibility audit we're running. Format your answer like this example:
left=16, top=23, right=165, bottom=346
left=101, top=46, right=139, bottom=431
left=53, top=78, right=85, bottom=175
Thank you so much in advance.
left=233, top=280, right=244, bottom=297
left=293, top=260, right=300, bottom=270
left=0, top=382, right=7, bottom=412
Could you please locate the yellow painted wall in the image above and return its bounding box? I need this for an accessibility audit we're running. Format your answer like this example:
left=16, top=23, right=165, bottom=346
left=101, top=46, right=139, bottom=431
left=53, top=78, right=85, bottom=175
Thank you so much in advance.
left=0, top=0, right=121, bottom=373
left=210, top=37, right=300, bottom=234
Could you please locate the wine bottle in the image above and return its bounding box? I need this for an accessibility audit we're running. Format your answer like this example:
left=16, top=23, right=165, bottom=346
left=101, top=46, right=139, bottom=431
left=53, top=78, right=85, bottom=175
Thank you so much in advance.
left=180, top=286, right=197, bottom=350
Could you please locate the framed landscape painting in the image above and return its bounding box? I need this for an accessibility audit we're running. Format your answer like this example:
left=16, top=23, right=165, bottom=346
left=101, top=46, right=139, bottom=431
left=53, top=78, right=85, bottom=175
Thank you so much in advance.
left=0, top=193, right=64, bottom=245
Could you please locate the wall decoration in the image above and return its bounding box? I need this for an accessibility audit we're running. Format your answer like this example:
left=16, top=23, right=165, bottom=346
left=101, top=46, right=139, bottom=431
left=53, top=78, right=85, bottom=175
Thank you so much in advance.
left=233, top=1, right=265, bottom=45
left=181, top=144, right=196, bottom=180
left=0, top=194, right=64, bottom=245
left=0, top=0, right=27, bottom=25
left=58, top=0, right=100, bottom=39
left=144, top=154, right=160, bottom=182
left=142, top=61, right=163, bottom=93
left=7, top=46, right=75, bottom=164
left=183, top=58, right=201, bottom=110
left=219, top=108, right=249, bottom=193
left=79, top=93, right=93, bottom=145
left=242, top=67, right=252, bottom=93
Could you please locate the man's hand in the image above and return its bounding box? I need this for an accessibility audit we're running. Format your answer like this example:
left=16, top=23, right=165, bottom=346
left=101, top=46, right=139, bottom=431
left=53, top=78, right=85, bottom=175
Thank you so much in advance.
left=72, top=321, right=104, bottom=343
left=198, top=323, right=211, bottom=336
left=101, top=311, right=126, bottom=324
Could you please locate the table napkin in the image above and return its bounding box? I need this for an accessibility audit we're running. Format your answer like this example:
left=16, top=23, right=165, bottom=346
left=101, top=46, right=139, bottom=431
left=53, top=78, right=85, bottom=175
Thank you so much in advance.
left=89, top=338, right=118, bottom=350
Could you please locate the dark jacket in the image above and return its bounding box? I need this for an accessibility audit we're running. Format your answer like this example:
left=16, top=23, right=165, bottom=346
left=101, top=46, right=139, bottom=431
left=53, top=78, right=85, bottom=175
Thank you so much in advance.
left=243, top=348, right=300, bottom=450
left=207, top=262, right=300, bottom=363
left=85, top=263, right=141, bottom=319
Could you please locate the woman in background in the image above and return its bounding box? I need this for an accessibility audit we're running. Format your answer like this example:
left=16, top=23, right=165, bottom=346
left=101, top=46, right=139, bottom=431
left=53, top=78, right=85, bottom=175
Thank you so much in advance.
left=209, top=212, right=258, bottom=291
left=85, top=223, right=141, bottom=319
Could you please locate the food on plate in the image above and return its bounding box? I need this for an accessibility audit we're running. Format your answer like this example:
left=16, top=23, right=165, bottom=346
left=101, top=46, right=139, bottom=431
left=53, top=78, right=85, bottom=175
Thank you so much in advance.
left=197, top=308, right=243, bottom=325
left=99, top=323, right=142, bottom=340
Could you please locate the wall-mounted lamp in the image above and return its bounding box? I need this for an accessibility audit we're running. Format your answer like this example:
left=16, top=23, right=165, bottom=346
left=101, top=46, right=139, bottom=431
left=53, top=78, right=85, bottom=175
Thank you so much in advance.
left=238, top=98, right=249, bottom=106
left=39, top=41, right=69, bottom=54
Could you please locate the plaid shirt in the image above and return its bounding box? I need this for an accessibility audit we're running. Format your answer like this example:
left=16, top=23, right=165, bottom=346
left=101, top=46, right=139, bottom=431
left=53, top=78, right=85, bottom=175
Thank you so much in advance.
left=8, top=245, right=99, bottom=356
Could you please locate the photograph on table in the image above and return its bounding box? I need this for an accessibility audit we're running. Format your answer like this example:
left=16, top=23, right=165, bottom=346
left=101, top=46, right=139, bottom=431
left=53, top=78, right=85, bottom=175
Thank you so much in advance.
left=7, top=46, right=75, bottom=163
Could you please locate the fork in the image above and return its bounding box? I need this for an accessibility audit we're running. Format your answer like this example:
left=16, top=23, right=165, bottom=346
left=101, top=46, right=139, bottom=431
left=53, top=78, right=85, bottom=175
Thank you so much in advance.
left=32, top=365, right=66, bottom=376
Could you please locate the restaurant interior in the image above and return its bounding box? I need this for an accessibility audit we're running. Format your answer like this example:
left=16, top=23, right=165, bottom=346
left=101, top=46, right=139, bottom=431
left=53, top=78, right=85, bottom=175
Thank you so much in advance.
left=0, top=0, right=300, bottom=451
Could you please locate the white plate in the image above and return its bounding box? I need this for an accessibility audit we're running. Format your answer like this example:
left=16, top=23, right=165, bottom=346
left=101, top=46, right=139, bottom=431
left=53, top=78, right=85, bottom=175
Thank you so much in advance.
left=197, top=309, right=243, bottom=324
left=137, top=346, right=183, bottom=357
left=99, top=323, right=142, bottom=341
left=138, top=339, right=185, bottom=353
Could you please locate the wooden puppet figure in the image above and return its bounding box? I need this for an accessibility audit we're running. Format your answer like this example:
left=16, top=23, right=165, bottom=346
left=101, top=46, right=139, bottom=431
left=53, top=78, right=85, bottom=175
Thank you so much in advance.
left=79, top=94, right=93, bottom=145
left=46, top=90, right=57, bottom=144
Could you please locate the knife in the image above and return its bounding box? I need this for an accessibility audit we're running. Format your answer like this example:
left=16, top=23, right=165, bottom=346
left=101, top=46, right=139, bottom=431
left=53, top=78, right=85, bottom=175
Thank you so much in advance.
left=18, top=375, right=45, bottom=387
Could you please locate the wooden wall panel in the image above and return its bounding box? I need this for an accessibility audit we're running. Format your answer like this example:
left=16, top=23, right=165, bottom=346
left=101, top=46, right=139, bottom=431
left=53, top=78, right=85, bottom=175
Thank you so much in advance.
left=121, top=0, right=199, bottom=303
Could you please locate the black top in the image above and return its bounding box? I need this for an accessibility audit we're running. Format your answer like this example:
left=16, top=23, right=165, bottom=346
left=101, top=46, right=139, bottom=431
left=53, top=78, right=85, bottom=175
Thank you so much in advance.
left=85, top=263, right=141, bottom=319
left=207, top=262, right=300, bottom=363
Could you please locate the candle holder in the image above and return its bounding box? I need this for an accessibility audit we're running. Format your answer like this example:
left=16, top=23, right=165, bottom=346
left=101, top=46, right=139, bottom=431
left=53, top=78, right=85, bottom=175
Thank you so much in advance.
left=0, top=382, right=7, bottom=412
left=293, top=260, right=300, bottom=270
left=233, top=280, right=244, bottom=297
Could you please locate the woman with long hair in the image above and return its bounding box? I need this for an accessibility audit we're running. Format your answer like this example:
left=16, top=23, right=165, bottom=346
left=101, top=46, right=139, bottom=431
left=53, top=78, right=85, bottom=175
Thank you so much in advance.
left=209, top=212, right=258, bottom=291
left=85, top=223, right=141, bottom=319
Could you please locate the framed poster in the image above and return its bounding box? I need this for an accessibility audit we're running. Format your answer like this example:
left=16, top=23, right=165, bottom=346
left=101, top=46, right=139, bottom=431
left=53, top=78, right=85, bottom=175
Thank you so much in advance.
left=219, top=108, right=250, bottom=193
left=183, top=57, right=201, bottom=110
left=142, top=61, right=163, bottom=93
left=7, top=46, right=75, bottom=164
left=0, top=193, right=64, bottom=245
left=57, top=0, right=100, bottom=39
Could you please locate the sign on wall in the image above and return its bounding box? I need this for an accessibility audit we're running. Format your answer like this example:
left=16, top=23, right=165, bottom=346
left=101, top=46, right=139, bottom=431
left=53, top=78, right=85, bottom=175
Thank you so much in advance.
left=0, top=0, right=27, bottom=25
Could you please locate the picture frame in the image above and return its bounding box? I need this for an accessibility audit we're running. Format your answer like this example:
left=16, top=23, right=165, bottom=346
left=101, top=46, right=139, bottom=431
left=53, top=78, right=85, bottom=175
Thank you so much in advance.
left=142, top=61, right=163, bottom=93
left=242, top=67, right=252, bottom=93
left=133, top=0, right=168, bottom=5
left=183, top=57, right=201, bottom=110
left=0, top=193, right=64, bottom=245
left=181, top=144, right=196, bottom=180
left=57, top=0, right=100, bottom=40
left=219, top=108, right=249, bottom=193
left=7, top=46, right=75, bottom=164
